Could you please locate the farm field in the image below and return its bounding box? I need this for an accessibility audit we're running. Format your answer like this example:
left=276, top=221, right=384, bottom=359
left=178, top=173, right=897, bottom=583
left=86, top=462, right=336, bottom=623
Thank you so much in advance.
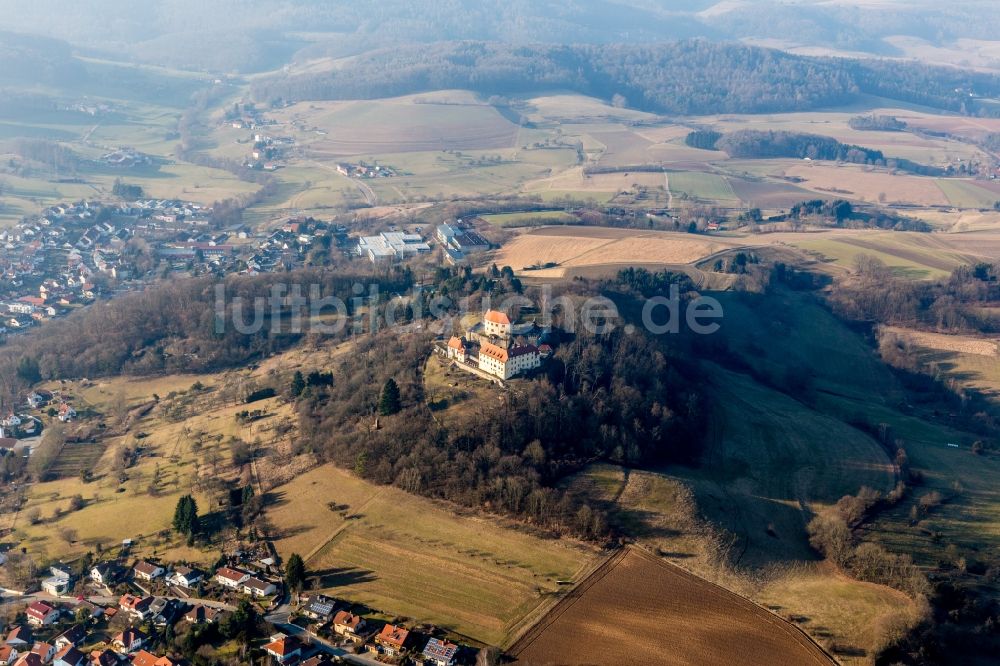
left=668, top=170, right=739, bottom=203
left=494, top=225, right=738, bottom=277
left=509, top=547, right=834, bottom=666
left=784, top=231, right=977, bottom=279
left=480, top=210, right=577, bottom=227
left=266, top=464, right=600, bottom=646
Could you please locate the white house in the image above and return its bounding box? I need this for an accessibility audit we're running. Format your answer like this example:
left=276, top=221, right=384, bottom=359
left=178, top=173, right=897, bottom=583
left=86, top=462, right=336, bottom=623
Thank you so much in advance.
left=167, top=566, right=204, bottom=588
left=41, top=574, right=71, bottom=596
left=133, top=561, right=165, bottom=581
left=214, top=567, right=250, bottom=589
left=242, top=577, right=276, bottom=598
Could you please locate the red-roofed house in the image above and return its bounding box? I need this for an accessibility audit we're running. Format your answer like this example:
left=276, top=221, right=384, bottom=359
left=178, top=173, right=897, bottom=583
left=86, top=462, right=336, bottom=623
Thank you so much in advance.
left=214, top=567, right=250, bottom=589
left=132, top=561, right=164, bottom=581
left=13, top=653, right=42, bottom=666
left=332, top=611, right=367, bottom=643
left=0, top=645, right=19, bottom=665
left=53, top=645, right=85, bottom=666
left=28, top=643, right=55, bottom=664
left=111, top=628, right=146, bottom=654
left=373, top=624, right=409, bottom=657
left=118, top=595, right=153, bottom=620
left=26, top=602, right=59, bottom=627
left=262, top=635, right=301, bottom=664
left=129, top=651, right=175, bottom=666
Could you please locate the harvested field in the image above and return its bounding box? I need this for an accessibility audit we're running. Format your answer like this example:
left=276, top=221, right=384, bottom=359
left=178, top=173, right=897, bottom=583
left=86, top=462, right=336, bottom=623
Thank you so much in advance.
left=884, top=326, right=999, bottom=357
left=727, top=177, right=816, bottom=208
left=509, top=547, right=834, bottom=666
left=494, top=226, right=736, bottom=277
left=783, top=164, right=950, bottom=206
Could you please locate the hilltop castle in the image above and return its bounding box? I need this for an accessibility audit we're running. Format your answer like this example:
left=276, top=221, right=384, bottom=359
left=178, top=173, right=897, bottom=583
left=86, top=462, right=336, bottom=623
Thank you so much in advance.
left=445, top=310, right=548, bottom=381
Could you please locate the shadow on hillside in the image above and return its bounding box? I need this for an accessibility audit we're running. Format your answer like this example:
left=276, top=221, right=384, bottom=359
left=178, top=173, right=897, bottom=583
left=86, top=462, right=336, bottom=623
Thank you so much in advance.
left=308, top=566, right=376, bottom=589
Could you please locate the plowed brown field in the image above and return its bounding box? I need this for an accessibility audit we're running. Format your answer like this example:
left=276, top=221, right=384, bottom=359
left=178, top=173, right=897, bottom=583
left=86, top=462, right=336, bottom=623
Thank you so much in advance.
left=509, top=547, right=834, bottom=666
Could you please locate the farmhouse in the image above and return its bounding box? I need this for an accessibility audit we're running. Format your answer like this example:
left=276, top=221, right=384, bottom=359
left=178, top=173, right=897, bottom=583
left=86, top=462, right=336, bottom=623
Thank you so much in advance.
left=356, top=232, right=430, bottom=263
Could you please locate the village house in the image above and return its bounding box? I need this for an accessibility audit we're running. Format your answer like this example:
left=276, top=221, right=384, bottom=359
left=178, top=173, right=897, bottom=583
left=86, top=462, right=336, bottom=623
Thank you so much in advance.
left=167, top=566, right=204, bottom=589
left=117, top=594, right=153, bottom=620
left=0, top=644, right=18, bottom=665
left=183, top=605, right=221, bottom=625
left=28, top=642, right=55, bottom=664
left=129, top=651, right=176, bottom=666
left=52, top=645, right=85, bottom=666
left=241, top=577, right=276, bottom=598
left=41, top=572, right=72, bottom=596
left=88, top=649, right=118, bottom=666
left=57, top=405, right=76, bottom=423
left=300, top=595, right=335, bottom=622
left=90, top=563, right=125, bottom=587
left=214, top=567, right=250, bottom=589
left=13, top=652, right=42, bottom=666
left=132, top=561, right=164, bottom=582
left=5, top=627, right=32, bottom=646
left=262, top=635, right=301, bottom=665
left=25, top=602, right=59, bottom=627
left=53, top=627, right=85, bottom=651
left=372, top=624, right=409, bottom=657
left=422, top=638, right=459, bottom=666
left=111, top=628, right=147, bottom=654
left=331, top=611, right=366, bottom=643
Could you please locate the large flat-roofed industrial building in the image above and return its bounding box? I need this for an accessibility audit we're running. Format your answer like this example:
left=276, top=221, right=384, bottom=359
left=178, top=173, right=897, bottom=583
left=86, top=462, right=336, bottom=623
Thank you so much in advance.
left=357, top=232, right=431, bottom=262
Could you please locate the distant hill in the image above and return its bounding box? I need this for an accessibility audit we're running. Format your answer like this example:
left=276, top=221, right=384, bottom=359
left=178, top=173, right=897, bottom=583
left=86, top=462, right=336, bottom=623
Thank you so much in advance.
left=251, top=40, right=1000, bottom=116
left=0, top=1, right=1000, bottom=73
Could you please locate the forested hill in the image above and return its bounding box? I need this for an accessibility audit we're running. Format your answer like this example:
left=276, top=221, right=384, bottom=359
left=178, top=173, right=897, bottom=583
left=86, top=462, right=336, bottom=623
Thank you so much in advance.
left=251, top=40, right=1000, bottom=116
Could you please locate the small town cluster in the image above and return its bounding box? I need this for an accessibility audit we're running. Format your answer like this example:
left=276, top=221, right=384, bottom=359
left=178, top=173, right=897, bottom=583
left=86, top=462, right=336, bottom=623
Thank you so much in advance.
left=0, top=201, right=349, bottom=339
left=441, top=310, right=552, bottom=382
left=0, top=548, right=467, bottom=666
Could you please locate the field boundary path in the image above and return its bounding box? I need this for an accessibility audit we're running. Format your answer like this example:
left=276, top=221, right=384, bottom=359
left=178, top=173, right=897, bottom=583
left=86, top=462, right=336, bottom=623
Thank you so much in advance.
left=506, top=547, right=628, bottom=655
left=301, top=487, right=387, bottom=564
